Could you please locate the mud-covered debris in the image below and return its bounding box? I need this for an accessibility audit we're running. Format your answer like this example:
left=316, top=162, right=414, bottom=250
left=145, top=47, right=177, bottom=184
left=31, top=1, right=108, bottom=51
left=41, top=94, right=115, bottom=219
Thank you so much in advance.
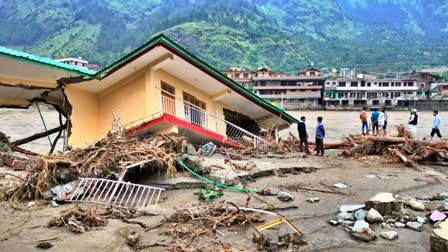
left=36, top=242, right=53, bottom=249
left=126, top=230, right=139, bottom=246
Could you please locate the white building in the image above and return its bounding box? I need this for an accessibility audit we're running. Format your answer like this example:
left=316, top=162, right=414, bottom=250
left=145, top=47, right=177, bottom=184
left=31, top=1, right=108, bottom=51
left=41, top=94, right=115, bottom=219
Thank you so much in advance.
left=324, top=78, right=420, bottom=107
left=57, top=57, right=89, bottom=68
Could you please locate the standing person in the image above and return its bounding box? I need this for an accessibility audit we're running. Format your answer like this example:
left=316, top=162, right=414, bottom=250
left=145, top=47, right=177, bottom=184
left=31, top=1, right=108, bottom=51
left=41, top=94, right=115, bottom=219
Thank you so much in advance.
left=360, top=107, right=369, bottom=135
left=431, top=110, right=442, bottom=140
left=378, top=110, right=385, bottom=136
left=382, top=108, right=389, bottom=135
left=408, top=109, right=418, bottom=137
left=297, top=116, right=311, bottom=154
left=315, top=116, right=325, bottom=156
left=371, top=108, right=380, bottom=136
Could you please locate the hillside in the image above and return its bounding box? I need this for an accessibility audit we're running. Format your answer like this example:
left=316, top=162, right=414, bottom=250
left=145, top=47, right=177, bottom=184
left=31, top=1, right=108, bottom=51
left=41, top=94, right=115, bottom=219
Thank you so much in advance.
left=0, top=0, right=447, bottom=73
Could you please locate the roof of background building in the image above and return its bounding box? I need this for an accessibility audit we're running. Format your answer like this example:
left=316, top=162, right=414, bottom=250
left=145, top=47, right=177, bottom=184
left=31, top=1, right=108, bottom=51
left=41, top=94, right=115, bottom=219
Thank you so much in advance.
left=0, top=46, right=94, bottom=76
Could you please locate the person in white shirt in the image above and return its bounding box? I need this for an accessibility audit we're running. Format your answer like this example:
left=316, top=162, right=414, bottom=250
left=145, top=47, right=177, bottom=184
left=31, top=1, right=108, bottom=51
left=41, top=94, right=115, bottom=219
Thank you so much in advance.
left=377, top=111, right=385, bottom=136
left=408, top=109, right=418, bottom=137
left=382, top=108, right=389, bottom=135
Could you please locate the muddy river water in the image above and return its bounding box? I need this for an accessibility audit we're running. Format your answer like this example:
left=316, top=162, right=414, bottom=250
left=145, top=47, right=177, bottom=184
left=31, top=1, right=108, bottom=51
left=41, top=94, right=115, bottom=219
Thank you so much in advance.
left=1, top=107, right=446, bottom=153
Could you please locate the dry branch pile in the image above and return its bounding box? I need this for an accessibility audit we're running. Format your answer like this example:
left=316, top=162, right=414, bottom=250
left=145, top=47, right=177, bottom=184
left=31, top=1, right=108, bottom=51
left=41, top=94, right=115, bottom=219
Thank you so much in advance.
left=0, top=133, right=183, bottom=201
left=342, top=125, right=448, bottom=167
left=48, top=205, right=141, bottom=233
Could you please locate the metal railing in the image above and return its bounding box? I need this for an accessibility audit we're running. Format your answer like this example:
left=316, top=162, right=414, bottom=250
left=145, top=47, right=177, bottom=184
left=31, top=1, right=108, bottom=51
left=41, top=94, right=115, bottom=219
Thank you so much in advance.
left=161, top=95, right=271, bottom=149
left=69, top=178, right=164, bottom=214
left=120, top=111, right=162, bottom=132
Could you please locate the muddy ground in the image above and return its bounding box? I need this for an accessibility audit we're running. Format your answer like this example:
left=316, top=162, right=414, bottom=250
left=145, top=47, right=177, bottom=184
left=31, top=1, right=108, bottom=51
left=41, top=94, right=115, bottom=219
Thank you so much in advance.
left=0, top=150, right=447, bottom=251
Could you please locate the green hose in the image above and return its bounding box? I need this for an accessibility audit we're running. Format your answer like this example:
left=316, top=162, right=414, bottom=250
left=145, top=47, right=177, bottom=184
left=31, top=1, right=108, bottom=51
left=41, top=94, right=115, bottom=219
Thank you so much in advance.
left=176, top=158, right=257, bottom=193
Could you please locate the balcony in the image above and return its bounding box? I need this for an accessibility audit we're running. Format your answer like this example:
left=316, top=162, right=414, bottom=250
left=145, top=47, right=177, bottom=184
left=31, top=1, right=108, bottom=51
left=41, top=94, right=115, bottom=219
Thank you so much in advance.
left=122, top=95, right=271, bottom=149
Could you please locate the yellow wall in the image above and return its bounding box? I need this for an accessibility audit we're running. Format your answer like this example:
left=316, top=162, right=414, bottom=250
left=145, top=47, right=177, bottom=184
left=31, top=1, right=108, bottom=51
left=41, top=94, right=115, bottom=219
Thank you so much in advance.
left=65, top=86, right=99, bottom=147
left=97, top=73, right=146, bottom=137
left=0, top=76, right=58, bottom=88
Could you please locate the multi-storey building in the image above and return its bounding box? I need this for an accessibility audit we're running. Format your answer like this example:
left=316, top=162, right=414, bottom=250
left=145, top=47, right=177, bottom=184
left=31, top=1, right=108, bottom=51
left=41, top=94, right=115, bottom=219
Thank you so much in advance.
left=324, top=78, right=419, bottom=107
left=221, top=66, right=253, bottom=88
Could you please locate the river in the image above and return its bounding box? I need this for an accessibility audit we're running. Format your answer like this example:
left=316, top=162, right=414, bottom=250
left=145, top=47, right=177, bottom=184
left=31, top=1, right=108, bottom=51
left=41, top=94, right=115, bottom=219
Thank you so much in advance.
left=0, top=107, right=445, bottom=153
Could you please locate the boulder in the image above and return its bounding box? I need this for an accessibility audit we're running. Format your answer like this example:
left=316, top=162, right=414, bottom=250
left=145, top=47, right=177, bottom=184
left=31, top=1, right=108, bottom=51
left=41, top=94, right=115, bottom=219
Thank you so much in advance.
left=366, top=208, right=383, bottom=223
left=380, top=231, right=398, bottom=240
left=355, top=209, right=366, bottom=220
left=366, top=192, right=401, bottom=215
left=395, top=222, right=406, bottom=228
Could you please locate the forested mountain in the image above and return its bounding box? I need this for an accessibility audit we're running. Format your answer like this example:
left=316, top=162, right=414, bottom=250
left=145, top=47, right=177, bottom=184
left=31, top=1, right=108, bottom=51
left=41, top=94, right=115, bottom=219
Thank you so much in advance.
left=1, top=0, right=447, bottom=72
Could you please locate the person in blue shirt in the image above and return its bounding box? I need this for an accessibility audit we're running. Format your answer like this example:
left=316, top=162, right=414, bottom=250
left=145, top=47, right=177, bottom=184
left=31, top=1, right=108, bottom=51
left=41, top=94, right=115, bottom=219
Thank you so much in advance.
left=370, top=108, right=380, bottom=136
left=315, top=116, right=325, bottom=156
left=431, top=110, right=442, bottom=140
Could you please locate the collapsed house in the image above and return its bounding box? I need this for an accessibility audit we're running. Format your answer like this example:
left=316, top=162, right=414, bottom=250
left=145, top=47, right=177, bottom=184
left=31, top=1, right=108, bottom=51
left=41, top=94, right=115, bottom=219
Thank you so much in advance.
left=0, top=34, right=297, bottom=150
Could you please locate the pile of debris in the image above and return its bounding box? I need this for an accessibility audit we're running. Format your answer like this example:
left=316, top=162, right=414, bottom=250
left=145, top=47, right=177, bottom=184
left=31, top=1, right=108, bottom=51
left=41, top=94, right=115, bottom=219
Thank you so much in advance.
left=341, top=125, right=448, bottom=167
left=0, top=133, right=184, bottom=201
left=328, top=192, right=448, bottom=246
left=48, top=205, right=143, bottom=233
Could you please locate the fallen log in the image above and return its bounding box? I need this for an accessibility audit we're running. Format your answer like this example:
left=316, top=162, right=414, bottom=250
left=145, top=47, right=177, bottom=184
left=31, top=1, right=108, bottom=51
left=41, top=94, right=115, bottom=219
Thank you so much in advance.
left=11, top=124, right=67, bottom=146
left=387, top=148, right=416, bottom=167
left=367, top=136, right=448, bottom=149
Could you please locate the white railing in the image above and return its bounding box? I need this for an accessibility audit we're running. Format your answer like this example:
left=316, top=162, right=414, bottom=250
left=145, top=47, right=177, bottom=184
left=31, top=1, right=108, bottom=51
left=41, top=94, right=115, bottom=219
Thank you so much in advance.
left=160, top=95, right=271, bottom=149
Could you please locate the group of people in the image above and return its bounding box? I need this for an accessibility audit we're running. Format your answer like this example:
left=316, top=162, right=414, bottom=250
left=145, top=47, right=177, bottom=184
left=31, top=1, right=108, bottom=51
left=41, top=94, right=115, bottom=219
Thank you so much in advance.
left=359, top=107, right=443, bottom=140
left=296, top=108, right=443, bottom=157
left=297, top=116, right=325, bottom=156
left=360, top=107, right=389, bottom=136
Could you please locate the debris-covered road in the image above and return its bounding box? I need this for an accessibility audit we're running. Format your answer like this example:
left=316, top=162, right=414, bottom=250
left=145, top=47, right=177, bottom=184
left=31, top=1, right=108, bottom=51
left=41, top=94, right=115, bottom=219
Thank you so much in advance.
left=0, top=149, right=447, bottom=251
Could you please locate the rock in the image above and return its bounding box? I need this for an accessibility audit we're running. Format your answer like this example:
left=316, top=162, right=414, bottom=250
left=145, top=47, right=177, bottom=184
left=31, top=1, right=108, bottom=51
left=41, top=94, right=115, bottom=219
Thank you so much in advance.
left=425, top=200, right=445, bottom=210
left=355, top=209, right=366, bottom=220
left=28, top=201, right=36, bottom=207
left=277, top=192, right=294, bottom=202
left=367, top=208, right=383, bottom=223
left=306, top=197, right=320, bottom=203
left=333, top=183, right=348, bottom=189
left=329, top=220, right=339, bottom=226
left=395, top=222, right=406, bottom=228
left=406, top=221, right=423, bottom=232
left=417, top=216, right=426, bottom=224
left=407, top=200, right=425, bottom=211
left=126, top=230, right=139, bottom=246
left=337, top=212, right=354, bottom=220
left=36, top=242, right=53, bottom=249
left=340, top=205, right=365, bottom=212
left=352, top=220, right=369, bottom=232
left=369, top=192, right=396, bottom=202
left=444, top=201, right=448, bottom=211
left=380, top=231, right=399, bottom=240
left=431, top=211, right=447, bottom=222
left=381, top=222, right=386, bottom=229
left=351, top=228, right=377, bottom=242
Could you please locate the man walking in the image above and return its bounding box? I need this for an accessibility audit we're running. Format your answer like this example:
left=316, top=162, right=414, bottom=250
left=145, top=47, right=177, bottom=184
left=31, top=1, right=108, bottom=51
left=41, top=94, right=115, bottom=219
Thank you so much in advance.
left=408, top=109, right=418, bottom=137
left=297, top=116, right=311, bottom=154
left=371, top=108, right=380, bottom=136
left=431, top=110, right=442, bottom=140
left=315, top=116, right=325, bottom=156
left=360, top=107, right=368, bottom=135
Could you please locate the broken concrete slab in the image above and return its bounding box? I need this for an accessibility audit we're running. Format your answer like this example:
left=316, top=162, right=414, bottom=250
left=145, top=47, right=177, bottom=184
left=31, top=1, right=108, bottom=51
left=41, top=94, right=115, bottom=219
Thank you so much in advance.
left=366, top=192, right=401, bottom=215
left=352, top=220, right=369, bottom=232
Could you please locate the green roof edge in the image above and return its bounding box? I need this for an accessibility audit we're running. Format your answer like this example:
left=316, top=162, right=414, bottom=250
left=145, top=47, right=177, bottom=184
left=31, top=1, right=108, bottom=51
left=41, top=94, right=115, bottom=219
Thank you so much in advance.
left=0, top=46, right=94, bottom=76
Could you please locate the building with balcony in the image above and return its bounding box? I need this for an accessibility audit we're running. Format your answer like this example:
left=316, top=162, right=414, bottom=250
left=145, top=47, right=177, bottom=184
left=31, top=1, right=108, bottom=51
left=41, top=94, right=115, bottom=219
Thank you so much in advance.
left=0, top=35, right=297, bottom=149
left=324, top=78, right=419, bottom=107
left=221, top=66, right=253, bottom=88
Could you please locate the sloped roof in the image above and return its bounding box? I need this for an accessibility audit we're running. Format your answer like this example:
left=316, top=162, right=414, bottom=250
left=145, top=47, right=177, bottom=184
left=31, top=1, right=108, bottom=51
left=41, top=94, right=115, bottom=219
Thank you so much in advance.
left=0, top=34, right=298, bottom=124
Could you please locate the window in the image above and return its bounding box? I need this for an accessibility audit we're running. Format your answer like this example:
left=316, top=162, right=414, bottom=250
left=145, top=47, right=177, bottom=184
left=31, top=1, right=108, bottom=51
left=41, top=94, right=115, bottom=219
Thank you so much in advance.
left=351, top=82, right=358, bottom=87
left=367, top=82, right=371, bottom=87
left=243, top=73, right=249, bottom=78
left=161, top=82, right=175, bottom=95
left=235, top=73, right=240, bottom=78
left=183, top=92, right=206, bottom=127
left=361, top=81, right=366, bottom=87
left=338, top=82, right=346, bottom=87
